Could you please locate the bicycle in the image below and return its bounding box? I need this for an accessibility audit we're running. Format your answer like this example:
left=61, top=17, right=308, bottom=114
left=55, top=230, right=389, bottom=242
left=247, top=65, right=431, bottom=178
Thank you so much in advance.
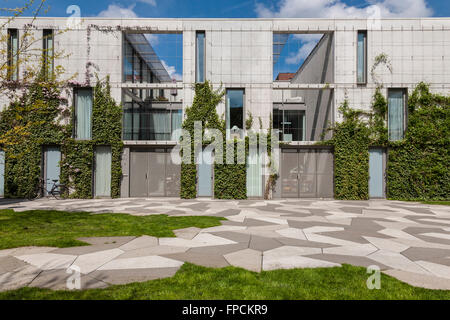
left=28, top=177, right=67, bottom=200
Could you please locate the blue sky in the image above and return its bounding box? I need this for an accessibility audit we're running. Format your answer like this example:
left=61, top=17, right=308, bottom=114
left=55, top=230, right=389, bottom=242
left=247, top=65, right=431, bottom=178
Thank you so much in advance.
left=4, top=0, right=449, bottom=79
left=4, top=0, right=449, bottom=18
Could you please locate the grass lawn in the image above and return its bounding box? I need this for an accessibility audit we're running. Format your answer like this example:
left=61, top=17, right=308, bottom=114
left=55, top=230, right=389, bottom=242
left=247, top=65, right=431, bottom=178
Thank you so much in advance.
left=0, top=209, right=223, bottom=249
left=1, top=263, right=449, bottom=300
left=420, top=201, right=450, bottom=206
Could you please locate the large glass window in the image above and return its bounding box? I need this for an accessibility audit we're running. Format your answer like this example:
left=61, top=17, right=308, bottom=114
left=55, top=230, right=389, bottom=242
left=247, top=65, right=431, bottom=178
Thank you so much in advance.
left=43, top=29, right=53, bottom=79
left=196, top=31, right=205, bottom=83
left=357, top=31, right=367, bottom=84
left=273, top=108, right=306, bottom=142
left=122, top=91, right=182, bottom=141
left=226, top=89, right=244, bottom=138
left=388, top=88, right=406, bottom=141
left=74, top=88, right=93, bottom=140
left=7, top=29, right=18, bottom=81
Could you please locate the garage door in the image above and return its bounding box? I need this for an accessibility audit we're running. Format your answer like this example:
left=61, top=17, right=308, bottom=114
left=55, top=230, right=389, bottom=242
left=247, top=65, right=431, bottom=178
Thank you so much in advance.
left=130, top=148, right=180, bottom=197
left=281, top=148, right=333, bottom=198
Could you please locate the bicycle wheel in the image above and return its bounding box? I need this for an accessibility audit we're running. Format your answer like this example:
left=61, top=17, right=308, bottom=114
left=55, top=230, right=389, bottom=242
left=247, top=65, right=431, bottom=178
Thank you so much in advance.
left=52, top=184, right=67, bottom=200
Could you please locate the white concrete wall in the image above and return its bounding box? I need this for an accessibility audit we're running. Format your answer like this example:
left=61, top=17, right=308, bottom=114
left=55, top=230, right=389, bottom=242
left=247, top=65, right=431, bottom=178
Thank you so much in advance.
left=1, top=17, right=449, bottom=128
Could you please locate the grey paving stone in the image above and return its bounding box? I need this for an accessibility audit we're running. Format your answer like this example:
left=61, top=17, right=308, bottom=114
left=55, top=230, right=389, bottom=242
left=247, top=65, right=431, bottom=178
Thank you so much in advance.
left=276, top=237, right=335, bottom=248
left=187, top=243, right=249, bottom=256
left=89, top=267, right=180, bottom=285
left=0, top=256, right=28, bottom=273
left=162, top=252, right=230, bottom=268
left=212, top=209, right=241, bottom=217
left=224, top=248, right=262, bottom=272
left=248, top=236, right=283, bottom=251
left=29, top=270, right=109, bottom=290
left=210, top=231, right=251, bottom=244
left=117, top=245, right=189, bottom=259
left=242, top=218, right=275, bottom=227
left=76, top=236, right=136, bottom=246
left=173, top=227, right=202, bottom=240
left=319, top=230, right=370, bottom=244
left=340, top=207, right=364, bottom=214
left=401, top=247, right=450, bottom=261
left=52, top=243, right=126, bottom=255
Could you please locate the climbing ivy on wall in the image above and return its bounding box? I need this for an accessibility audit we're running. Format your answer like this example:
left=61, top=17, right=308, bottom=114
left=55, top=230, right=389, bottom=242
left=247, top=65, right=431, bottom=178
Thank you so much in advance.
left=60, top=76, right=123, bottom=198
left=387, top=83, right=449, bottom=200
left=325, top=82, right=449, bottom=201
left=0, top=74, right=123, bottom=199
left=324, top=99, right=371, bottom=200
left=180, top=81, right=250, bottom=199
left=180, top=81, right=225, bottom=199
left=0, top=71, right=67, bottom=198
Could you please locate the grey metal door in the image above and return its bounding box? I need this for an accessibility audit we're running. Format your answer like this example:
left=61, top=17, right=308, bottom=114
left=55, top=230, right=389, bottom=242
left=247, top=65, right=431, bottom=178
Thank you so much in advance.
left=281, top=149, right=298, bottom=198
left=369, top=148, right=385, bottom=198
left=44, top=147, right=61, bottom=196
left=281, top=149, right=333, bottom=198
left=197, top=149, right=213, bottom=197
left=130, top=150, right=148, bottom=197
left=165, top=151, right=181, bottom=197
left=148, top=150, right=166, bottom=197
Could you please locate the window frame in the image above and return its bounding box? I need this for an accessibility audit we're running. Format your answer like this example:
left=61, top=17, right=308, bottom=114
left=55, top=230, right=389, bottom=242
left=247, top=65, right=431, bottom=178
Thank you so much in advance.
left=387, top=88, right=408, bottom=141
left=225, top=88, right=245, bottom=139
left=7, top=28, right=19, bottom=81
left=195, top=31, right=206, bottom=83
left=273, top=107, right=306, bottom=142
left=73, top=87, right=93, bottom=140
left=356, top=30, right=367, bottom=85
left=43, top=29, right=54, bottom=80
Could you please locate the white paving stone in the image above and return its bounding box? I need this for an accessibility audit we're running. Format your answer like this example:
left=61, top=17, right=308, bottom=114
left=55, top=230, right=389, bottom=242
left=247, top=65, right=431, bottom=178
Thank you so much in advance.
left=224, top=249, right=262, bottom=272
left=323, top=244, right=378, bottom=256
left=119, top=236, right=158, bottom=251
left=363, top=236, right=410, bottom=253
left=263, top=255, right=340, bottom=271
left=275, top=228, right=307, bottom=240
left=415, top=260, right=450, bottom=280
left=420, top=232, right=450, bottom=240
left=72, top=248, right=124, bottom=274
left=16, top=253, right=76, bottom=270
left=99, top=256, right=183, bottom=270
left=264, top=246, right=322, bottom=258
left=368, top=250, right=431, bottom=275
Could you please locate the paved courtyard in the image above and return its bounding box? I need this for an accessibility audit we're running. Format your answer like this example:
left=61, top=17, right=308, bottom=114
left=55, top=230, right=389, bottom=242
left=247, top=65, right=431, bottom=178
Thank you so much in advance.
left=1, top=198, right=450, bottom=291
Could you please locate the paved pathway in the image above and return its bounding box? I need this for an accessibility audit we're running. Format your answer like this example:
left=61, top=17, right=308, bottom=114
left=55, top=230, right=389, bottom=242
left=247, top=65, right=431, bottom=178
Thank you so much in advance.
left=1, top=198, right=450, bottom=291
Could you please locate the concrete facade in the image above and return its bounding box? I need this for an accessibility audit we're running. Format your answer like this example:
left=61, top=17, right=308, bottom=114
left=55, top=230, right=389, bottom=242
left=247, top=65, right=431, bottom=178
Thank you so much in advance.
left=1, top=17, right=450, bottom=199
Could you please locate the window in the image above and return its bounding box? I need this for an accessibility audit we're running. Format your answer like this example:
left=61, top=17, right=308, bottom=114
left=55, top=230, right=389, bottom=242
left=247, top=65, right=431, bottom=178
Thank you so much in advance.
left=226, top=89, right=244, bottom=139
left=122, top=91, right=182, bottom=141
left=273, top=108, right=306, bottom=142
left=74, top=88, right=93, bottom=140
left=357, top=31, right=367, bottom=84
left=196, top=31, right=205, bottom=83
left=388, top=88, right=407, bottom=141
left=43, top=29, right=54, bottom=79
left=7, top=29, right=19, bottom=81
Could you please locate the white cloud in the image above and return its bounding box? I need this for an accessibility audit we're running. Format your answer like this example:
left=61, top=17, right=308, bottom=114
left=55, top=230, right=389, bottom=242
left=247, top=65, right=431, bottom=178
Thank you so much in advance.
left=162, top=60, right=182, bottom=80
left=138, top=0, right=157, bottom=6
left=285, top=36, right=320, bottom=64
left=255, top=0, right=433, bottom=19
left=145, top=34, right=159, bottom=46
left=98, top=4, right=138, bottom=18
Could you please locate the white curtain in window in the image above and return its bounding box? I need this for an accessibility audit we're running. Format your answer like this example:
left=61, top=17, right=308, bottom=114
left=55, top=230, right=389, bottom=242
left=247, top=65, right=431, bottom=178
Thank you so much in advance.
left=95, top=146, right=111, bottom=197
left=171, top=110, right=182, bottom=141
left=246, top=147, right=263, bottom=197
left=388, top=90, right=404, bottom=141
left=151, top=110, right=171, bottom=140
left=76, top=89, right=92, bottom=139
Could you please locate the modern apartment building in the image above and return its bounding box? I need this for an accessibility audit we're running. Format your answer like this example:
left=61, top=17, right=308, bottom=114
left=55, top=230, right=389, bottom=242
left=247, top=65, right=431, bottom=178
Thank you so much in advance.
left=0, top=17, right=449, bottom=199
